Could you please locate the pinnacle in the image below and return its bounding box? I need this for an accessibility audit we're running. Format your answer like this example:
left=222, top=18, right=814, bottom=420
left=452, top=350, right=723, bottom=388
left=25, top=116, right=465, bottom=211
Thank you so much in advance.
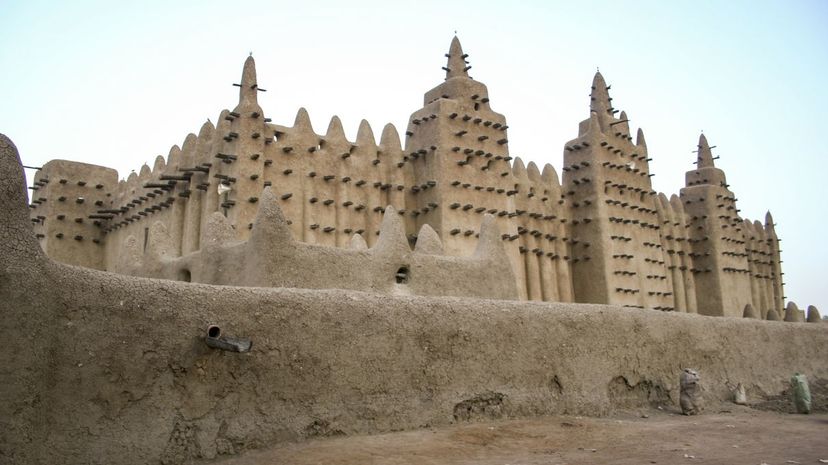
left=379, top=123, right=401, bottom=150
left=444, top=36, right=471, bottom=80
left=590, top=71, right=612, bottom=115
left=697, top=133, right=715, bottom=168
left=325, top=115, right=346, bottom=140
left=636, top=128, right=647, bottom=148
left=239, top=55, right=259, bottom=106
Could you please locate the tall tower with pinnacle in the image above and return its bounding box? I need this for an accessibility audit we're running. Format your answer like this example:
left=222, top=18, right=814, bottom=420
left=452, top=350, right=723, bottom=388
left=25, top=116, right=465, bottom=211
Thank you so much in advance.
left=212, top=55, right=269, bottom=240
left=680, top=134, right=754, bottom=317
left=403, top=36, right=524, bottom=290
left=561, top=72, right=673, bottom=309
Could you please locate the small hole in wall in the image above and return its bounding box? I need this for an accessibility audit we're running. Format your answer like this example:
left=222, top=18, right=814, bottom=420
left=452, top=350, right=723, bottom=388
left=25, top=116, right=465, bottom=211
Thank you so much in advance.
left=207, top=325, right=221, bottom=338
left=178, top=269, right=191, bottom=282
left=395, top=266, right=410, bottom=284
left=474, top=102, right=480, bottom=111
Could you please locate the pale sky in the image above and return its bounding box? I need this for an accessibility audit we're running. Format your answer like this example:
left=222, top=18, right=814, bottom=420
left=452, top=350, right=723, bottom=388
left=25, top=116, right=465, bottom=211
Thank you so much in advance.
left=1, top=0, right=826, bottom=312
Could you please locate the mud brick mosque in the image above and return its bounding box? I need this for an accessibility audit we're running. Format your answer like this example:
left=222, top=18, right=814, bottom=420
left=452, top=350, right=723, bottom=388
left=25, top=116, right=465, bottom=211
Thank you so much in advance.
left=4, top=36, right=827, bottom=465
left=26, top=37, right=801, bottom=320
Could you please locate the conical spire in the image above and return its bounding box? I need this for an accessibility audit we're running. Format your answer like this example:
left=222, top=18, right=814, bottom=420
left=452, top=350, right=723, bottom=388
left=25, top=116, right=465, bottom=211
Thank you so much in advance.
left=590, top=71, right=612, bottom=115
left=373, top=205, right=410, bottom=255
left=350, top=233, right=368, bottom=250
left=697, top=133, right=715, bottom=168
left=379, top=123, right=401, bottom=151
left=657, top=192, right=669, bottom=209
left=414, top=224, right=444, bottom=255
left=166, top=144, right=181, bottom=172
left=293, top=107, right=313, bottom=131
left=325, top=115, right=346, bottom=140
left=541, top=164, right=560, bottom=187
left=139, top=162, right=152, bottom=179
left=541, top=163, right=561, bottom=199
left=151, top=156, right=165, bottom=174
left=753, top=220, right=764, bottom=238
left=198, top=119, right=215, bottom=139
left=356, top=119, right=376, bottom=147
left=239, top=55, right=259, bottom=107
left=444, top=36, right=470, bottom=80
left=765, top=211, right=776, bottom=231
left=636, top=128, right=647, bottom=149
left=806, top=305, right=822, bottom=323
left=743, top=303, right=757, bottom=319
left=249, top=187, right=294, bottom=247
left=203, top=212, right=236, bottom=248
left=784, top=301, right=803, bottom=322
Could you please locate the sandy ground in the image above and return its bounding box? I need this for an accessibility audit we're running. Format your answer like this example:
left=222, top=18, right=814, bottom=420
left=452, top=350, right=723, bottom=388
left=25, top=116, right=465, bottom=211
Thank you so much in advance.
left=212, top=406, right=828, bottom=465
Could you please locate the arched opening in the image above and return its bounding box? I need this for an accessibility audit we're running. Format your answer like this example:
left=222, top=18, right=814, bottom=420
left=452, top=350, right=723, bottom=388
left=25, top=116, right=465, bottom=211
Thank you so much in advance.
left=395, top=266, right=410, bottom=284
left=178, top=268, right=191, bottom=282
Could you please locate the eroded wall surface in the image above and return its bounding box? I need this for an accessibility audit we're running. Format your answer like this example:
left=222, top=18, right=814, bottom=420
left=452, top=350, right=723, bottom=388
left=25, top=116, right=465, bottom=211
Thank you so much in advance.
left=2, top=134, right=827, bottom=465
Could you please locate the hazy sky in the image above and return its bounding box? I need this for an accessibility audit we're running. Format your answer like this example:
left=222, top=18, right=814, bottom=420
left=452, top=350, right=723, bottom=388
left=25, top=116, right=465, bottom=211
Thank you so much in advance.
left=1, top=0, right=826, bottom=312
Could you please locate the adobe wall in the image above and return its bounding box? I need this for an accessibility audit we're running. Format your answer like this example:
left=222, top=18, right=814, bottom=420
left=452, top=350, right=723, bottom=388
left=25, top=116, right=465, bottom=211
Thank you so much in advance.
left=129, top=189, right=519, bottom=301
left=29, top=159, right=118, bottom=269
left=2, top=134, right=827, bottom=465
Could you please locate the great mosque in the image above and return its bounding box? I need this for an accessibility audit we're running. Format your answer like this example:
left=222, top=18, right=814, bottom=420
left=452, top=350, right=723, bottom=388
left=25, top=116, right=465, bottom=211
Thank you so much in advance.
left=25, top=37, right=801, bottom=319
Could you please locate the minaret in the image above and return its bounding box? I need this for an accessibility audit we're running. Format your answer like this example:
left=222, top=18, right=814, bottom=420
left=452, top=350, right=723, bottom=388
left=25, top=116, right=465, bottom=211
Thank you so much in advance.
left=680, top=134, right=753, bottom=317
left=561, top=72, right=672, bottom=309
left=404, top=37, right=515, bottom=252
left=404, top=36, right=524, bottom=296
left=764, top=211, right=784, bottom=313
left=213, top=55, right=270, bottom=240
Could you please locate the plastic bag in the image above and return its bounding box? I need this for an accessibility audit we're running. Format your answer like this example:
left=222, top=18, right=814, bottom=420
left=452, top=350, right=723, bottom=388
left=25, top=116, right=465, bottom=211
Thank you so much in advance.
left=791, top=373, right=811, bottom=414
left=680, top=368, right=702, bottom=415
left=733, top=383, right=747, bottom=405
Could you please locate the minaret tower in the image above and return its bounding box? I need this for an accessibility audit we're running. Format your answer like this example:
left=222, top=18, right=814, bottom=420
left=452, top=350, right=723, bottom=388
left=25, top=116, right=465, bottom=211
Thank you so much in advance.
left=680, top=134, right=753, bottom=316
left=213, top=55, right=270, bottom=240
left=561, top=72, right=673, bottom=309
left=404, top=37, right=518, bottom=254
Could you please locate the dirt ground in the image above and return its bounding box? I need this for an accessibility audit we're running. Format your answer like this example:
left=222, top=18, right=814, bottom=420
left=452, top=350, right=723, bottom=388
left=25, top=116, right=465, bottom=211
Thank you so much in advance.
left=212, top=406, right=828, bottom=465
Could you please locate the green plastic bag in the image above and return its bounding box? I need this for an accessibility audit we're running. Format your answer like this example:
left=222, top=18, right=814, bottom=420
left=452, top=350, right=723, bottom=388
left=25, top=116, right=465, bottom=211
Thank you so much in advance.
left=791, top=373, right=811, bottom=414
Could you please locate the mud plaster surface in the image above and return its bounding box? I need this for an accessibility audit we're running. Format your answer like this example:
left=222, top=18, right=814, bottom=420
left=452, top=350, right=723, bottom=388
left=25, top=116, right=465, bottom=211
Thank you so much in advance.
left=1, top=133, right=827, bottom=465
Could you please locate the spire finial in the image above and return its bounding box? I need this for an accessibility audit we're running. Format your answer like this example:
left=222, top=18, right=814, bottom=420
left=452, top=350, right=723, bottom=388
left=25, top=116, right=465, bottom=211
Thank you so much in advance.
left=238, top=55, right=259, bottom=107
left=697, top=133, right=715, bottom=168
left=765, top=211, right=776, bottom=231
left=590, top=71, right=612, bottom=115
left=444, top=36, right=470, bottom=80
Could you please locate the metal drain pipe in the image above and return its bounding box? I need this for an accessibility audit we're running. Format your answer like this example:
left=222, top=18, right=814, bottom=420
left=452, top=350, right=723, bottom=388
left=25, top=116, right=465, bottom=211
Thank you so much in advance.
left=205, top=325, right=252, bottom=353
